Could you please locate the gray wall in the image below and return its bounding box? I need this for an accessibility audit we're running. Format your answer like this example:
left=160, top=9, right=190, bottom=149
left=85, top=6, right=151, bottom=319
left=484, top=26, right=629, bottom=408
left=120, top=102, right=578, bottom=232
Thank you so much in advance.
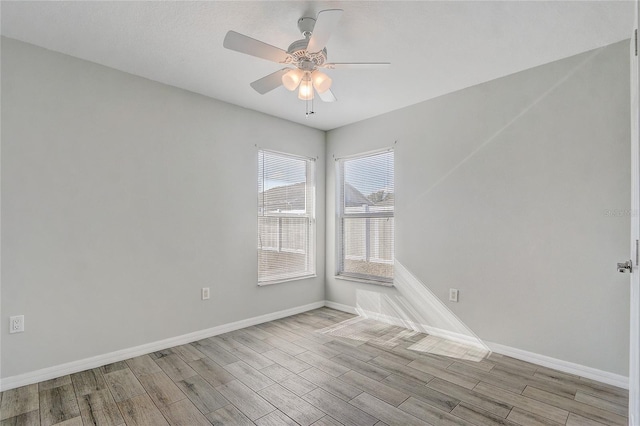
left=1, top=38, right=326, bottom=378
left=326, top=40, right=631, bottom=375
left=1, top=36, right=631, bottom=379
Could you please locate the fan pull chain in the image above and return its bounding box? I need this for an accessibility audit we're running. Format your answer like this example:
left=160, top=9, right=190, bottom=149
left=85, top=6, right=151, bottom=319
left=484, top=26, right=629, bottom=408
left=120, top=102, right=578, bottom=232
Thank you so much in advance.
left=305, top=93, right=315, bottom=118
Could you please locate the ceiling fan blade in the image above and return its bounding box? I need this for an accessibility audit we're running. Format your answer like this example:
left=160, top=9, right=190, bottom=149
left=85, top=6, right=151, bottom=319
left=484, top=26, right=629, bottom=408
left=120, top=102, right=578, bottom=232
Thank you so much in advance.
left=223, top=31, right=289, bottom=63
left=323, top=62, right=391, bottom=70
left=250, top=68, right=291, bottom=94
left=307, top=9, right=343, bottom=53
left=317, top=88, right=337, bottom=102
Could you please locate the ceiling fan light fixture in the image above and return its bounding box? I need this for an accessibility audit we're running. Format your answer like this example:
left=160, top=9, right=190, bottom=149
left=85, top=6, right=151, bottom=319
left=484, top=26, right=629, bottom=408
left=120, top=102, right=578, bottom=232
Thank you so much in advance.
left=298, top=75, right=314, bottom=100
left=311, top=71, right=332, bottom=94
left=282, top=68, right=304, bottom=91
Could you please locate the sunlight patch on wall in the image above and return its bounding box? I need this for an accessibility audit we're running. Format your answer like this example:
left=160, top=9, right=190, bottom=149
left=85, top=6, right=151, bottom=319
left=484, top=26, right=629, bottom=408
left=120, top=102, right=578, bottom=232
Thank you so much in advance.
left=405, top=48, right=602, bottom=210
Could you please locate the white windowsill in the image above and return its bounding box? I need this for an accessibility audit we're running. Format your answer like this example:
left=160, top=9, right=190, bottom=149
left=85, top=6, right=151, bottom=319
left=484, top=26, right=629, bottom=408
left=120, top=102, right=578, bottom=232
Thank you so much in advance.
left=334, top=274, right=394, bottom=287
left=258, top=274, right=317, bottom=286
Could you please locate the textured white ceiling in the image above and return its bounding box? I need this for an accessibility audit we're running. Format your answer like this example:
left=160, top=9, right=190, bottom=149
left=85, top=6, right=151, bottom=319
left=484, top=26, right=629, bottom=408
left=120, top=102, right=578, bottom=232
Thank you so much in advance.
left=1, top=1, right=634, bottom=130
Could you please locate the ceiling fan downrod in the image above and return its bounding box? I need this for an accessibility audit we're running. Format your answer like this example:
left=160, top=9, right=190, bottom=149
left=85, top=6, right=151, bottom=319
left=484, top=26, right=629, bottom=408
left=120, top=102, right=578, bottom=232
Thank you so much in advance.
left=297, top=16, right=315, bottom=38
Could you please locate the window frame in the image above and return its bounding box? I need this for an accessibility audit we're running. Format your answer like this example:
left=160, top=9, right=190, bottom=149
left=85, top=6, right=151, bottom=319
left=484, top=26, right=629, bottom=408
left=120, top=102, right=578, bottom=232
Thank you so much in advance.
left=336, top=148, right=394, bottom=285
left=257, top=149, right=316, bottom=286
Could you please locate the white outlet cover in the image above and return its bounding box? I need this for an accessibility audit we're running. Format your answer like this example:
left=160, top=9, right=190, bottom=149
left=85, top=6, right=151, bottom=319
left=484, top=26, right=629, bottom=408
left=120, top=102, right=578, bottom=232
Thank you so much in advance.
left=201, top=287, right=210, bottom=300
left=9, top=315, right=24, bottom=333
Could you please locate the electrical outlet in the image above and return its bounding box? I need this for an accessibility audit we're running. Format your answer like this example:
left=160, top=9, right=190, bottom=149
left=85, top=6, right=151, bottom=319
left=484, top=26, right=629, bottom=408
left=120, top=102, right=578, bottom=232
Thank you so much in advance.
left=9, top=315, right=24, bottom=333
left=449, top=289, right=459, bottom=302
left=201, top=287, right=210, bottom=300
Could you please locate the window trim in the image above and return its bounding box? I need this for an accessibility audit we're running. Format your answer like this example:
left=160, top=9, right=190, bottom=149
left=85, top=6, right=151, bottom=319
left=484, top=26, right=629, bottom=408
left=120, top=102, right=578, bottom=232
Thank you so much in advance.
left=257, top=149, right=316, bottom=285
left=334, top=274, right=394, bottom=287
left=257, top=273, right=318, bottom=287
left=336, top=148, right=394, bottom=285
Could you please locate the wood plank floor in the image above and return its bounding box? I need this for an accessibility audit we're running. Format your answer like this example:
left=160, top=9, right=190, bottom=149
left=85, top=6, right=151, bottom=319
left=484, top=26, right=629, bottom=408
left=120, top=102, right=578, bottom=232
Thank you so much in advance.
left=0, top=307, right=629, bottom=426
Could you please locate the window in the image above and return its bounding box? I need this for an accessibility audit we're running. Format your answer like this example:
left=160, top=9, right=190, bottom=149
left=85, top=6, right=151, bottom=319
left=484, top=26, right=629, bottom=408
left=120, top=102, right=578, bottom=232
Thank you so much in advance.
left=258, top=150, right=316, bottom=284
left=337, top=150, right=394, bottom=283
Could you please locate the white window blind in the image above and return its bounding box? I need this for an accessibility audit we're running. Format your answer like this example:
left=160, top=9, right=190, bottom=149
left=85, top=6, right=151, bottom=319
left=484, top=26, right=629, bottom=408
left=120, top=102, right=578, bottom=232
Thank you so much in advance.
left=258, top=150, right=316, bottom=284
left=338, top=150, right=394, bottom=283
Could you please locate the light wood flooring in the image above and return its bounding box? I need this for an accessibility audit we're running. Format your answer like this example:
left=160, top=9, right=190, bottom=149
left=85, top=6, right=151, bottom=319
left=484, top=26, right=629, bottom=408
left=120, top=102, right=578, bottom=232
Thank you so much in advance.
left=0, top=307, right=630, bottom=426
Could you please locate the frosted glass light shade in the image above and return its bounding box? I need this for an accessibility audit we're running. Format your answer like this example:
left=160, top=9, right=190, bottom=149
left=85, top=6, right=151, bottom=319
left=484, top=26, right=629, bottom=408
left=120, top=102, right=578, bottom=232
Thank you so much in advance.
left=312, top=71, right=332, bottom=94
left=298, top=79, right=314, bottom=100
left=282, top=68, right=304, bottom=91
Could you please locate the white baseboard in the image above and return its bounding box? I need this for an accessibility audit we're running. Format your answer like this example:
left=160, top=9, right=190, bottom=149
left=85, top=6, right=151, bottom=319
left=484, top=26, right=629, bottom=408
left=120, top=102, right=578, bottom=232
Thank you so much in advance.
left=1, top=299, right=629, bottom=392
left=324, top=300, right=629, bottom=390
left=326, top=301, right=487, bottom=349
left=0, top=301, right=324, bottom=392
left=357, top=308, right=489, bottom=350
left=324, top=300, right=357, bottom=314
left=486, top=341, right=629, bottom=390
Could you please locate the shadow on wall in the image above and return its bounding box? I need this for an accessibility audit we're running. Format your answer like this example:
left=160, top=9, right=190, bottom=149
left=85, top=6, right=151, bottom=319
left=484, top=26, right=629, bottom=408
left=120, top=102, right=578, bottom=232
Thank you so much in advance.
left=320, top=261, right=491, bottom=362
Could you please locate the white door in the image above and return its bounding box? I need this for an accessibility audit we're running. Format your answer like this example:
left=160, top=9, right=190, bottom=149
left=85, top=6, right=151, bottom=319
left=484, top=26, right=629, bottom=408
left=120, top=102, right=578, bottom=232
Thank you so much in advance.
left=629, top=2, right=639, bottom=422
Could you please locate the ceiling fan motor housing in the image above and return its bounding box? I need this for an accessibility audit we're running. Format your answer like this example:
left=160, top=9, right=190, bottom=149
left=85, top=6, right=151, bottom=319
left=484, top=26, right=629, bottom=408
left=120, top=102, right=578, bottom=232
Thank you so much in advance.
left=287, top=16, right=328, bottom=70
left=287, top=39, right=327, bottom=69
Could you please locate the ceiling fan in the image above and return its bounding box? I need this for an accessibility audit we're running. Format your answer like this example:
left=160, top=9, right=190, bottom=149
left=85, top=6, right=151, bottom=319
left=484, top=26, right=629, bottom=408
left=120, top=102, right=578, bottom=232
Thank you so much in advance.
left=223, top=9, right=390, bottom=112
